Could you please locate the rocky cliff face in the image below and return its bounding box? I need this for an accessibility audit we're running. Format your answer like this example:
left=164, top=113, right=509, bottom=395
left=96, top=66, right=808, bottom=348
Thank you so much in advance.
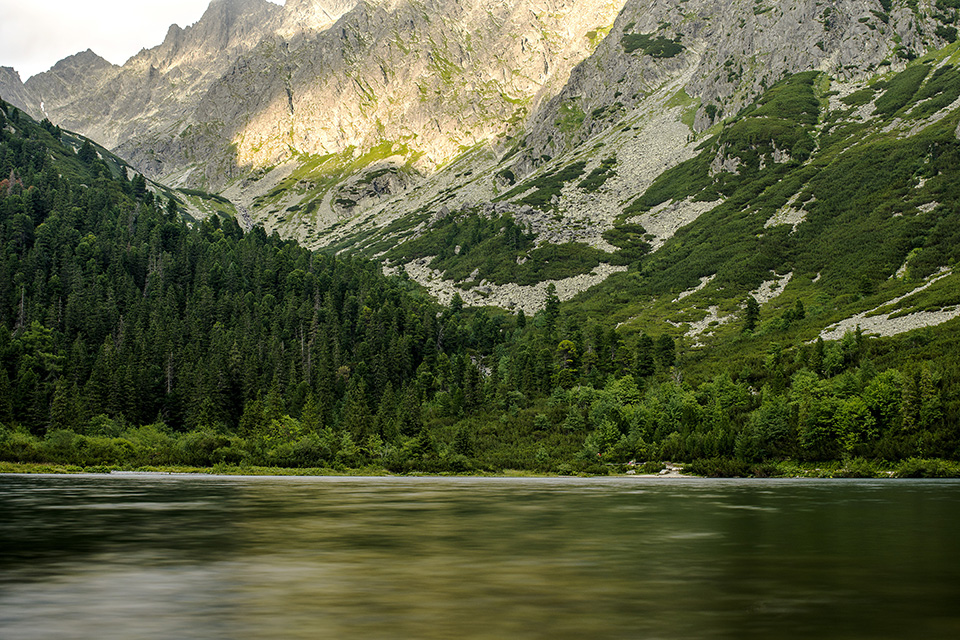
left=7, top=0, right=625, bottom=193
left=513, top=0, right=952, bottom=175
left=205, top=0, right=625, bottom=173
left=3, top=0, right=957, bottom=256
left=0, top=67, right=39, bottom=119
left=278, top=0, right=359, bottom=39
left=26, top=50, right=117, bottom=109
left=23, top=0, right=282, bottom=156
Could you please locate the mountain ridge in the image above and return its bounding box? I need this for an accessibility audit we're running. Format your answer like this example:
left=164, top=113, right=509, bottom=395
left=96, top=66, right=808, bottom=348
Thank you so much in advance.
left=4, top=4, right=960, bottom=475
left=2, top=0, right=960, bottom=335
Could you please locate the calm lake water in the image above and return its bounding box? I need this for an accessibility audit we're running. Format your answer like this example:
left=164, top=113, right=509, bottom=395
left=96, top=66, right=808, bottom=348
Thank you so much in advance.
left=1, top=474, right=959, bottom=639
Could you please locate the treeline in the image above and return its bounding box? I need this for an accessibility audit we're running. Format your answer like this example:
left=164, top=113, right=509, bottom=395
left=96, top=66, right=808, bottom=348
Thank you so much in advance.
left=0, top=99, right=958, bottom=475
left=0, top=102, right=508, bottom=469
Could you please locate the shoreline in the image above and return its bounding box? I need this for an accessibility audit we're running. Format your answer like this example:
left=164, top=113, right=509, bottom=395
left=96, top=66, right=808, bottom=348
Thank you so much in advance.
left=2, top=458, right=959, bottom=479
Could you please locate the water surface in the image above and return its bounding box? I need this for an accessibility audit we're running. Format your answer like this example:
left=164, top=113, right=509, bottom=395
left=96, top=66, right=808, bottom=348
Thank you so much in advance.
left=1, top=474, right=958, bottom=639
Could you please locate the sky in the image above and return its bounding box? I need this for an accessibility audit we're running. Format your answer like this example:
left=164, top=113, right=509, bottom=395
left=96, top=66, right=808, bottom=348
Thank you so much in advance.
left=0, top=1, right=281, bottom=80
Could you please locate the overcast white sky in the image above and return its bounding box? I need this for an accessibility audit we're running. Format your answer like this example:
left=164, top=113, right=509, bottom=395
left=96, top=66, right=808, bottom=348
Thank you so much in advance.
left=0, top=1, right=281, bottom=80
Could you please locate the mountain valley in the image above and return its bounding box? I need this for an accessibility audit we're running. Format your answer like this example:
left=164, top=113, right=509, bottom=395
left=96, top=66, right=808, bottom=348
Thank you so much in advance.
left=2, top=0, right=960, bottom=474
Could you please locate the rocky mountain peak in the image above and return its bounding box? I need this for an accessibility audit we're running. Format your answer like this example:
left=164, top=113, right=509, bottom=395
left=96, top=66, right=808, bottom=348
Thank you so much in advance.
left=512, top=0, right=952, bottom=176
left=278, top=0, right=359, bottom=39
left=0, top=67, right=37, bottom=118
left=129, top=0, right=282, bottom=70
left=17, top=50, right=118, bottom=122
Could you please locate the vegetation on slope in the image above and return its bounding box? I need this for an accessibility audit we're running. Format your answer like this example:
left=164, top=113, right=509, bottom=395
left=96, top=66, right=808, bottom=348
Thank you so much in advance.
left=3, top=49, right=960, bottom=478
left=613, top=62, right=960, bottom=298
left=384, top=210, right=611, bottom=286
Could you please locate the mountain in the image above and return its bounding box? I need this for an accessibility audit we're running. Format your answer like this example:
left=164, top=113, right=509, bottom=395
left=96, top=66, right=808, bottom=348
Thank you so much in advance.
left=3, top=0, right=622, bottom=196
left=4, top=0, right=960, bottom=475
left=19, top=50, right=118, bottom=121
left=320, top=0, right=960, bottom=306
left=0, top=67, right=40, bottom=120
left=2, top=96, right=959, bottom=476
left=3, top=0, right=960, bottom=333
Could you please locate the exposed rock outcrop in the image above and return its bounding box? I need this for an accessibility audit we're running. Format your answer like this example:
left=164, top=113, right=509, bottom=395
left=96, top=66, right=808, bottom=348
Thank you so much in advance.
left=0, top=67, right=39, bottom=119
left=13, top=0, right=626, bottom=192
left=513, top=0, right=951, bottom=175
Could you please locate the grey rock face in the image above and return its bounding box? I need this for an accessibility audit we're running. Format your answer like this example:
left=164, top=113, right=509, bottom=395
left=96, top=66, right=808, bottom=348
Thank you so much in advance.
left=278, top=0, right=358, bottom=39
left=0, top=67, right=40, bottom=118
left=514, top=0, right=949, bottom=175
left=24, top=0, right=282, bottom=157
left=18, top=0, right=624, bottom=191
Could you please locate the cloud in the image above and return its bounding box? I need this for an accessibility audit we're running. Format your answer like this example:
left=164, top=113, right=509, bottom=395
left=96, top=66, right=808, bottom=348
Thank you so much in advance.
left=0, top=1, right=281, bottom=80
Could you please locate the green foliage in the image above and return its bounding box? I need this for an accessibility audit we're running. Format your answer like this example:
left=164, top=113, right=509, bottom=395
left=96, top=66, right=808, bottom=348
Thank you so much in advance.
left=743, top=296, right=760, bottom=333
left=840, top=88, right=877, bottom=107
left=179, top=188, right=231, bottom=205
left=578, top=158, right=617, bottom=192
left=602, top=223, right=650, bottom=265
left=874, top=64, right=931, bottom=117
left=895, top=457, right=960, bottom=477
left=496, top=168, right=516, bottom=185
left=496, top=161, right=588, bottom=208
left=385, top=212, right=606, bottom=286
left=621, top=33, right=685, bottom=58
left=908, top=64, right=960, bottom=119
left=748, top=71, right=822, bottom=125
left=683, top=457, right=753, bottom=477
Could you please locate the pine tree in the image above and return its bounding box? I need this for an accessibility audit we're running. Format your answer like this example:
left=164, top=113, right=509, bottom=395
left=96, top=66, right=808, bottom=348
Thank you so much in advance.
left=300, top=392, right=324, bottom=435
left=49, top=377, right=75, bottom=432
left=655, top=334, right=676, bottom=369
left=635, top=333, right=655, bottom=378
left=0, top=368, right=14, bottom=425
left=238, top=396, right=266, bottom=438
left=543, top=284, right=560, bottom=335
left=77, top=140, right=97, bottom=164
left=340, top=378, right=372, bottom=440
left=743, top=296, right=760, bottom=333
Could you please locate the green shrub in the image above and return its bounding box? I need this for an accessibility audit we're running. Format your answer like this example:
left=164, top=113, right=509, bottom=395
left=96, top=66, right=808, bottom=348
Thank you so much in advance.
left=683, top=457, right=752, bottom=477
left=874, top=64, right=931, bottom=117
left=175, top=431, right=232, bottom=467
left=840, top=88, right=876, bottom=107
left=40, top=430, right=78, bottom=463
left=0, top=430, right=41, bottom=463
left=516, top=162, right=588, bottom=208
left=908, top=65, right=960, bottom=119
left=835, top=457, right=883, bottom=478
left=895, top=458, right=960, bottom=478
left=750, top=71, right=821, bottom=125
left=637, top=460, right=665, bottom=474
left=936, top=25, right=958, bottom=43
left=621, top=33, right=685, bottom=58
left=578, top=158, right=617, bottom=192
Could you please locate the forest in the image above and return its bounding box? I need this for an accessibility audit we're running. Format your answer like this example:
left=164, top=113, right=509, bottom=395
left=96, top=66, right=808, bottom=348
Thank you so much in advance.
left=1, top=99, right=958, bottom=477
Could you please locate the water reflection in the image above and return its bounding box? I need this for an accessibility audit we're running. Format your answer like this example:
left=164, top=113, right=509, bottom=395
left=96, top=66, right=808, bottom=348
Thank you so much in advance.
left=1, top=475, right=959, bottom=639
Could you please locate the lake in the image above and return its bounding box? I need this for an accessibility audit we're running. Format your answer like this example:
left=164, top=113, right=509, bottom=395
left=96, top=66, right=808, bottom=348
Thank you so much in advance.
left=1, top=474, right=958, bottom=639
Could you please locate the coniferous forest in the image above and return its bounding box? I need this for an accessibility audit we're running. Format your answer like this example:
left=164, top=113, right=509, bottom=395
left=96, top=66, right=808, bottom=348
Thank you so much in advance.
left=1, top=99, right=959, bottom=477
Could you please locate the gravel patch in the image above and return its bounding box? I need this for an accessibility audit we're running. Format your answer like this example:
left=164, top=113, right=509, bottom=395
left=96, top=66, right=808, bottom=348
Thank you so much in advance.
left=396, top=258, right=628, bottom=315
left=751, top=272, right=793, bottom=305
left=820, top=269, right=957, bottom=340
